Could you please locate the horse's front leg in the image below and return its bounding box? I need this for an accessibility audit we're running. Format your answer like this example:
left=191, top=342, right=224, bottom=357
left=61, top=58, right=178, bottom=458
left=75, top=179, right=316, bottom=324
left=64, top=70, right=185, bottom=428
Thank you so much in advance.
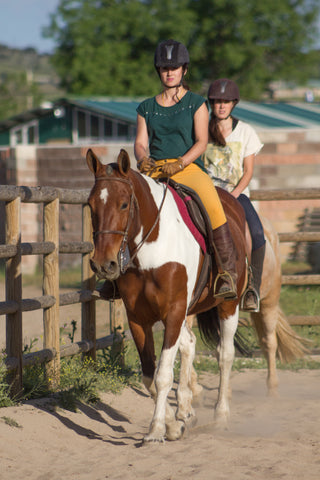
left=176, top=322, right=197, bottom=422
left=215, top=306, right=239, bottom=426
left=144, top=323, right=185, bottom=442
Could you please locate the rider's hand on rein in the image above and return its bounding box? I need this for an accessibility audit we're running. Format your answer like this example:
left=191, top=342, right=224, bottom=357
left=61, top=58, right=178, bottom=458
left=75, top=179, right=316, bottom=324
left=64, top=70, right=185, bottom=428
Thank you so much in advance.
left=161, top=158, right=185, bottom=177
left=137, top=156, right=156, bottom=174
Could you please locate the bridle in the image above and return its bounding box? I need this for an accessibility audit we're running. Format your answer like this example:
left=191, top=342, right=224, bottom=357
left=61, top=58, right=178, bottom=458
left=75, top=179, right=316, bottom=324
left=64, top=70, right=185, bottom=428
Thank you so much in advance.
left=92, top=175, right=169, bottom=274
left=93, top=176, right=136, bottom=274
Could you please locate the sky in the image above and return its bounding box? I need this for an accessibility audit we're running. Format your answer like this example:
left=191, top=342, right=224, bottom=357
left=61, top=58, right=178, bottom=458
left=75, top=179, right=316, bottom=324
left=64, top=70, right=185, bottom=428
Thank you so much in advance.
left=0, top=0, right=319, bottom=54
left=0, top=0, right=60, bottom=53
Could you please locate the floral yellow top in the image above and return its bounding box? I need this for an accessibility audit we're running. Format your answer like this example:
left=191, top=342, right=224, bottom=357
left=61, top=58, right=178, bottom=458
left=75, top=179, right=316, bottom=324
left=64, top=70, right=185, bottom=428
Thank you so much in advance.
left=203, top=120, right=263, bottom=196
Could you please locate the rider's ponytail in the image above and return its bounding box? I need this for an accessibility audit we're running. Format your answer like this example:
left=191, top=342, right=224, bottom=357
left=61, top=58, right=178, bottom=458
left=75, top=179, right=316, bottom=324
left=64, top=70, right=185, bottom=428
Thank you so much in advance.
left=209, top=114, right=226, bottom=147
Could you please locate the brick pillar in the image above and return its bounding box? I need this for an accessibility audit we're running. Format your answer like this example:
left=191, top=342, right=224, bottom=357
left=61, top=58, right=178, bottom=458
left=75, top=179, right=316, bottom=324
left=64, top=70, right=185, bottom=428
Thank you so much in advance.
left=14, top=146, right=39, bottom=274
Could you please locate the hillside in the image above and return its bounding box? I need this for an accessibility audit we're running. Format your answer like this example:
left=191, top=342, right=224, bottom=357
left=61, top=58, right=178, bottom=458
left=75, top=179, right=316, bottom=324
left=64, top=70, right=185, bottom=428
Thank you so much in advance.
left=0, top=44, right=65, bottom=119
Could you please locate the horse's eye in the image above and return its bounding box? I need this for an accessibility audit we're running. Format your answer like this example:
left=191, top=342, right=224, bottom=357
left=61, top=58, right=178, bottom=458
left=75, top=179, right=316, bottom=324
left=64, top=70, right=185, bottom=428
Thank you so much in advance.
left=120, top=202, right=128, bottom=210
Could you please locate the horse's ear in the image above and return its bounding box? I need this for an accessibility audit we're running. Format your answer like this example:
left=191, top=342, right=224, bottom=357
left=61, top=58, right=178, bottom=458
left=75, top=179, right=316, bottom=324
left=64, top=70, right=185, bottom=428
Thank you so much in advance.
left=86, top=149, right=105, bottom=176
left=117, top=149, right=131, bottom=176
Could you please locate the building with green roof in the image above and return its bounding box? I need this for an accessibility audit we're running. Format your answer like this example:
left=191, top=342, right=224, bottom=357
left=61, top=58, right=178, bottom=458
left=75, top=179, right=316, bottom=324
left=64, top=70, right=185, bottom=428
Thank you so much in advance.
left=1, top=97, right=320, bottom=147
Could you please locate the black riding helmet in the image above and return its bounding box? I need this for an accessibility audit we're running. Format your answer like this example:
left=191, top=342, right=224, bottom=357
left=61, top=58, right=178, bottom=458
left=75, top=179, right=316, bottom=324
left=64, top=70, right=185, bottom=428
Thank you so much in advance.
left=207, top=78, right=240, bottom=104
left=154, top=39, right=189, bottom=69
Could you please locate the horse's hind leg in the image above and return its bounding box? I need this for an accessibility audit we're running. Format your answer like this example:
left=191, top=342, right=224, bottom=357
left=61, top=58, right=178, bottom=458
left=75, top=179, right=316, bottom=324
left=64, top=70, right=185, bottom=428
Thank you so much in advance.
left=186, top=315, right=203, bottom=397
left=176, top=322, right=197, bottom=422
left=215, top=307, right=238, bottom=426
left=251, top=307, right=279, bottom=396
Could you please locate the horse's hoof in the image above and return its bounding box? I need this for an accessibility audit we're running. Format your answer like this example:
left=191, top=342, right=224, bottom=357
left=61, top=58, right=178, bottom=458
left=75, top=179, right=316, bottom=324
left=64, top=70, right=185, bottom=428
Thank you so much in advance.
left=143, top=434, right=165, bottom=444
left=214, top=410, right=229, bottom=430
left=267, top=388, right=279, bottom=398
left=166, top=420, right=185, bottom=441
left=176, top=407, right=195, bottom=423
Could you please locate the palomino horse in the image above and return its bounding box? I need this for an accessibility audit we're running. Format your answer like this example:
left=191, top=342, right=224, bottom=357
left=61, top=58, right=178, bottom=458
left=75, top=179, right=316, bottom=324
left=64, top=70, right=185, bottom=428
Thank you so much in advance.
left=87, top=148, right=308, bottom=442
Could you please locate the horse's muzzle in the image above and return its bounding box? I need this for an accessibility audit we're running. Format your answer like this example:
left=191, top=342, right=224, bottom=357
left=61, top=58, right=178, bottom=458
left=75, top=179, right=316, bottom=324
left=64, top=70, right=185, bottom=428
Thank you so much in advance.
left=90, top=258, right=120, bottom=280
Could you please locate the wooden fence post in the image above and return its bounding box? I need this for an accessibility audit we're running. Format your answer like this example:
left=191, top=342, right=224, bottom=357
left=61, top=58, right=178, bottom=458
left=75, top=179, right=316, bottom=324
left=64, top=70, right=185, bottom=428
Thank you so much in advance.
left=110, top=300, right=125, bottom=366
left=43, top=198, right=60, bottom=388
left=5, top=197, right=23, bottom=397
left=81, top=204, right=96, bottom=360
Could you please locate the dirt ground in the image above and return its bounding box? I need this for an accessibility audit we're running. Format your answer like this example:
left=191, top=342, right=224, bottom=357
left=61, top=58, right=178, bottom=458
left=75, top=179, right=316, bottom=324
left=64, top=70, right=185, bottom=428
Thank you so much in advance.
left=0, top=369, right=319, bottom=480
left=1, top=284, right=320, bottom=479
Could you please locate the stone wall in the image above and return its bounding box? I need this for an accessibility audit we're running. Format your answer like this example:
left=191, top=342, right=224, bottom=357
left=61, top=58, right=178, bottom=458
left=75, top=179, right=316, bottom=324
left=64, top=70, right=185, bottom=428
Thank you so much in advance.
left=255, top=128, right=320, bottom=260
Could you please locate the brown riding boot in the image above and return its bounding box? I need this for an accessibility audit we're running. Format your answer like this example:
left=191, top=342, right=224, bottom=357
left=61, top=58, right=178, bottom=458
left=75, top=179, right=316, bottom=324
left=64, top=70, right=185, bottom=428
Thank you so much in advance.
left=242, top=243, right=266, bottom=312
left=212, top=223, right=237, bottom=300
left=92, top=280, right=121, bottom=301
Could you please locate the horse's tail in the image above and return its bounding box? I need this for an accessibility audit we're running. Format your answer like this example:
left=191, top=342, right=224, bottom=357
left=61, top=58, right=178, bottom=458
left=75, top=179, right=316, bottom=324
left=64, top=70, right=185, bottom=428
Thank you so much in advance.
left=251, top=305, right=311, bottom=364
left=197, top=307, right=252, bottom=357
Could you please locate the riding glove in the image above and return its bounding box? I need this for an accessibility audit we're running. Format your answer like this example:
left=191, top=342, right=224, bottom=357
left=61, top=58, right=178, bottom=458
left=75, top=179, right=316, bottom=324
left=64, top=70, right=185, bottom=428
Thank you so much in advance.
left=161, top=158, right=185, bottom=177
left=137, top=156, right=156, bottom=174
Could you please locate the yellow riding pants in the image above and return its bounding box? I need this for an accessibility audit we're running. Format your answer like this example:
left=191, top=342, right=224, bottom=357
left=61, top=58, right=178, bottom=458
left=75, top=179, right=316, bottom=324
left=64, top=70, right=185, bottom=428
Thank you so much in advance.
left=150, top=161, right=226, bottom=229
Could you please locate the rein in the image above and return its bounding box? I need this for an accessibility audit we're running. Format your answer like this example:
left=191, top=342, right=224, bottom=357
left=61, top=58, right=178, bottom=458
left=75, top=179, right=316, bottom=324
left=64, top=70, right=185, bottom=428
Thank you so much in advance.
left=93, top=174, right=169, bottom=274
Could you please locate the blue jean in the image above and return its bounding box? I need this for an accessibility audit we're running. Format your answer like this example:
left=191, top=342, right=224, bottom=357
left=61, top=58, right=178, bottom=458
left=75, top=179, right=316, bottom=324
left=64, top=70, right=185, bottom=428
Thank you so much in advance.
left=237, top=194, right=265, bottom=251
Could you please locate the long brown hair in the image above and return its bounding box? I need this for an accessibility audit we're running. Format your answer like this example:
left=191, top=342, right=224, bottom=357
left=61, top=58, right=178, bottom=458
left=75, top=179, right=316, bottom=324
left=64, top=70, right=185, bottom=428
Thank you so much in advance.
left=209, top=114, right=226, bottom=147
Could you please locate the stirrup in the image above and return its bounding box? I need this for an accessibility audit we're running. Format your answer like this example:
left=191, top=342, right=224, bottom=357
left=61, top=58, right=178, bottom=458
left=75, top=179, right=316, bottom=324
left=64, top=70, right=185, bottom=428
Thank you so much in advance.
left=213, top=271, right=237, bottom=300
left=240, top=286, right=260, bottom=312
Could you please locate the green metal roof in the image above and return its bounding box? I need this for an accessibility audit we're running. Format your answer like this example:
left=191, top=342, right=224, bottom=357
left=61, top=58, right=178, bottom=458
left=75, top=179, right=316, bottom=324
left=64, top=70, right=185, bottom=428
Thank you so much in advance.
left=70, top=98, right=141, bottom=124
left=2, top=97, right=320, bottom=132
left=72, top=97, right=320, bottom=130
left=234, top=101, right=320, bottom=129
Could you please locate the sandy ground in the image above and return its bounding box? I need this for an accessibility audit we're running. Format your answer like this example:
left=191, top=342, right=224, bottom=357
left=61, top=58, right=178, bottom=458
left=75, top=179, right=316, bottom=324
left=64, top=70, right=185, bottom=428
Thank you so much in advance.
left=1, top=284, right=320, bottom=479
left=0, top=369, right=319, bottom=480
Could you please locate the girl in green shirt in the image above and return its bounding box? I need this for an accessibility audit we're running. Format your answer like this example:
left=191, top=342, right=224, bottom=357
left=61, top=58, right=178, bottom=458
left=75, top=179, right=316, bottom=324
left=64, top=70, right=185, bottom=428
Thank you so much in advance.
left=134, top=40, right=237, bottom=300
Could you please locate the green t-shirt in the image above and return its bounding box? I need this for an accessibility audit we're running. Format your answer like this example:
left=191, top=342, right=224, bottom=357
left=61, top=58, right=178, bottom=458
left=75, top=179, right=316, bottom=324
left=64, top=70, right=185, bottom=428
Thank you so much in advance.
left=136, top=91, right=207, bottom=170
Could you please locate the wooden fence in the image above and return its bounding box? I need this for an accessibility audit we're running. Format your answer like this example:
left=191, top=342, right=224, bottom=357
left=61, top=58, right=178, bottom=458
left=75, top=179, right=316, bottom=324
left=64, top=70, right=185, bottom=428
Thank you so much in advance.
left=1, top=186, right=320, bottom=396
left=250, top=188, right=320, bottom=328
left=0, top=185, right=123, bottom=397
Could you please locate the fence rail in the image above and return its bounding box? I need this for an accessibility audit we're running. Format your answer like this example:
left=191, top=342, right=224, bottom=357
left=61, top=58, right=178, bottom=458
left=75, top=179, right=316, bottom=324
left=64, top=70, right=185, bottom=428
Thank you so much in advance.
left=1, top=186, right=320, bottom=396
left=0, top=185, right=124, bottom=396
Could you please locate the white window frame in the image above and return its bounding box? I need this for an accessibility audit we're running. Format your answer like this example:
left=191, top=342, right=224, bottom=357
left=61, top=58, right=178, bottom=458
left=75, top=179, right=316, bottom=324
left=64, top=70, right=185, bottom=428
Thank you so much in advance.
left=72, top=108, right=135, bottom=144
left=10, top=120, right=39, bottom=147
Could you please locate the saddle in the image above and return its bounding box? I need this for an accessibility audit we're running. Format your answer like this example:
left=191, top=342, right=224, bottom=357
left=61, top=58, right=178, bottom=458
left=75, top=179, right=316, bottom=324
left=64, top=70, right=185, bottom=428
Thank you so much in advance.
left=165, top=179, right=214, bottom=310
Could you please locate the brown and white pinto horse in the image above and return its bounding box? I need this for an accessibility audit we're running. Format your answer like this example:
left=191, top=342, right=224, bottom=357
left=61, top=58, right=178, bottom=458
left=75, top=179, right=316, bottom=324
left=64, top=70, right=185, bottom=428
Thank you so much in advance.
left=87, top=148, right=308, bottom=442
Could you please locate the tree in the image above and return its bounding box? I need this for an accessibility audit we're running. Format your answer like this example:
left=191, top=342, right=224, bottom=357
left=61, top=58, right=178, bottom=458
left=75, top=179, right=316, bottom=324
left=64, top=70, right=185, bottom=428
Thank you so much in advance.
left=0, top=71, right=41, bottom=121
left=190, top=0, right=320, bottom=98
left=44, top=0, right=196, bottom=96
left=44, top=0, right=320, bottom=99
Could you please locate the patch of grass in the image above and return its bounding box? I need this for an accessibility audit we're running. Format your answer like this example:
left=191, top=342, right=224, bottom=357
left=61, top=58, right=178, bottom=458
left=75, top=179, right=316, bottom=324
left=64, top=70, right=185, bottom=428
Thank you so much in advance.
left=1, top=416, right=22, bottom=428
left=21, top=350, right=139, bottom=412
left=280, top=285, right=320, bottom=316
left=193, top=354, right=320, bottom=373
left=20, top=266, right=83, bottom=289
left=0, top=354, right=16, bottom=407
left=276, top=357, right=320, bottom=371
left=281, top=261, right=311, bottom=275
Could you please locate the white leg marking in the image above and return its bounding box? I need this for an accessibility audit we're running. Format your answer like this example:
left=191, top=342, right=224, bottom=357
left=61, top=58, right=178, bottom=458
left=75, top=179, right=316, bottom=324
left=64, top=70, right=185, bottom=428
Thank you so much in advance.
left=176, top=323, right=196, bottom=421
left=144, top=330, right=184, bottom=442
left=215, top=307, right=239, bottom=426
